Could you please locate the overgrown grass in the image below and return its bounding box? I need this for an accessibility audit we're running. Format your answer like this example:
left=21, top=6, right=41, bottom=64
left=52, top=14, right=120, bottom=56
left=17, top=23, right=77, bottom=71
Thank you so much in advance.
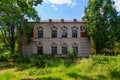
left=0, top=55, right=120, bottom=80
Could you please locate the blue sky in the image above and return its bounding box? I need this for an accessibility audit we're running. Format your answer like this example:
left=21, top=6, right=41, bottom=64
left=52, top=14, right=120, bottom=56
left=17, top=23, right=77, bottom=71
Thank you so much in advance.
left=35, top=0, right=120, bottom=20
left=35, top=0, right=88, bottom=20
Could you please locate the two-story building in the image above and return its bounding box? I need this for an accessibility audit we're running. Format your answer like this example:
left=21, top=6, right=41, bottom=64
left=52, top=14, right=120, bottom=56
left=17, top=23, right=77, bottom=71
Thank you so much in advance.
left=22, top=19, right=91, bottom=57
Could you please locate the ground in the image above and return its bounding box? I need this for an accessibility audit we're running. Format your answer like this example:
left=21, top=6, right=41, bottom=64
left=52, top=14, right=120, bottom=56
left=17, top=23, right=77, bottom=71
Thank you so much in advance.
left=0, top=55, right=120, bottom=80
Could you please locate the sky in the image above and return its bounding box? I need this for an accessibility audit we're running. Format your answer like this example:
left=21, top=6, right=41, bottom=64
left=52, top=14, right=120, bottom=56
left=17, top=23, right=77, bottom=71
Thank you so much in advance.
left=35, top=0, right=120, bottom=20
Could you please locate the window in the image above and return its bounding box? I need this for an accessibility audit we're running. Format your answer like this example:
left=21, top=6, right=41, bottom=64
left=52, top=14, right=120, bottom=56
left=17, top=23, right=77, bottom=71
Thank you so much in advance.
left=81, top=32, right=87, bottom=38
left=52, top=46, right=57, bottom=54
left=73, top=46, right=78, bottom=54
left=62, top=30, right=67, bottom=38
left=38, top=30, right=43, bottom=38
left=62, top=46, right=67, bottom=55
left=52, top=30, right=57, bottom=38
left=72, top=30, right=77, bottom=38
left=80, top=26, right=87, bottom=38
left=37, top=46, right=43, bottom=54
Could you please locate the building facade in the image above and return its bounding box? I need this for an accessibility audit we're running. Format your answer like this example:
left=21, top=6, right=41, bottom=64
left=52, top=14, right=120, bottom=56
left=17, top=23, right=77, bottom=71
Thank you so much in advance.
left=22, top=19, right=91, bottom=57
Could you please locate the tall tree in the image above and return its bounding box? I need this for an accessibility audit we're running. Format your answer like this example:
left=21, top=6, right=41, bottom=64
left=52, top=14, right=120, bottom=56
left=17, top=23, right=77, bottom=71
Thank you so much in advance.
left=114, top=16, right=120, bottom=41
left=82, top=0, right=117, bottom=54
left=0, top=0, right=43, bottom=54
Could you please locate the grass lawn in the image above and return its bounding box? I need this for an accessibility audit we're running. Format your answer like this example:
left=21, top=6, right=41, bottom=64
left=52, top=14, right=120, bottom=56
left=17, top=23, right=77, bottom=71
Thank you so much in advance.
left=0, top=55, right=120, bottom=80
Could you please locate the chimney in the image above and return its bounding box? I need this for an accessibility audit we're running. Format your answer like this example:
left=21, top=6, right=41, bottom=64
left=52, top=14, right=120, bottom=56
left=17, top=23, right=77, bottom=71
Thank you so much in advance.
left=49, top=19, right=52, bottom=22
left=61, top=19, right=64, bottom=22
left=73, top=19, right=77, bottom=22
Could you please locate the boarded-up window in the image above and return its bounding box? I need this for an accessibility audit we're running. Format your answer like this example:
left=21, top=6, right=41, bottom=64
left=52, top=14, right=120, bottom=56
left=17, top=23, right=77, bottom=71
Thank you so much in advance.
left=81, top=32, right=87, bottom=37
left=80, top=26, right=87, bottom=38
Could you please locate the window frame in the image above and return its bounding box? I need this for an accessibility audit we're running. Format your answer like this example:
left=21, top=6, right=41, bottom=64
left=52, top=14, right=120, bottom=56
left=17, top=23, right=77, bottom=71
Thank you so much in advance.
left=38, top=30, right=43, bottom=38
left=72, top=30, right=78, bottom=38
left=62, top=46, right=67, bottom=55
left=52, top=30, right=57, bottom=38
left=62, top=30, right=67, bottom=38
left=51, top=46, right=57, bottom=54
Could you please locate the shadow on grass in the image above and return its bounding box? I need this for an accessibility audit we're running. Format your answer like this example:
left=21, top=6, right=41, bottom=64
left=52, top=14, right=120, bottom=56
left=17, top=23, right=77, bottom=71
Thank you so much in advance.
left=0, top=62, right=15, bottom=70
left=96, top=74, right=107, bottom=80
left=16, top=63, right=33, bottom=71
left=0, top=62, right=32, bottom=71
left=16, top=60, right=73, bottom=71
left=67, top=72, right=92, bottom=80
left=110, top=70, right=120, bottom=79
left=67, top=72, right=107, bottom=80
left=21, top=77, right=62, bottom=80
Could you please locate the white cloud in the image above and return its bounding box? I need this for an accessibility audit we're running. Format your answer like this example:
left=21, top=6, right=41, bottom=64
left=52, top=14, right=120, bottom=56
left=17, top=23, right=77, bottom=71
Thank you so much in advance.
left=51, top=5, right=58, bottom=10
left=114, top=0, right=120, bottom=12
left=43, top=0, right=76, bottom=7
left=82, top=0, right=85, bottom=2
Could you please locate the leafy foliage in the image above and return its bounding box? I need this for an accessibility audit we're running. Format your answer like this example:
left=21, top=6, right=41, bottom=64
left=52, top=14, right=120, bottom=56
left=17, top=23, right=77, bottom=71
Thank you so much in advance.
left=0, top=0, right=43, bottom=54
left=83, top=0, right=118, bottom=54
left=68, top=48, right=77, bottom=61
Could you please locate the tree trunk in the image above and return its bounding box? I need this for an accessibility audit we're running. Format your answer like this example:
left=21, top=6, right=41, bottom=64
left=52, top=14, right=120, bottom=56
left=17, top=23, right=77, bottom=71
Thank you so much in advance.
left=18, top=29, right=23, bottom=55
left=95, top=42, right=101, bottom=54
left=9, top=25, right=15, bottom=54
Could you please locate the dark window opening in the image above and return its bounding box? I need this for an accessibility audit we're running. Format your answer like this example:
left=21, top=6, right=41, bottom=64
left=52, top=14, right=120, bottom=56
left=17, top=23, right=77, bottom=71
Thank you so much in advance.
left=37, top=46, right=43, bottom=54
left=52, top=30, right=57, bottom=38
left=62, top=46, right=67, bottom=55
left=52, top=46, right=57, bottom=54
left=38, top=30, right=43, bottom=38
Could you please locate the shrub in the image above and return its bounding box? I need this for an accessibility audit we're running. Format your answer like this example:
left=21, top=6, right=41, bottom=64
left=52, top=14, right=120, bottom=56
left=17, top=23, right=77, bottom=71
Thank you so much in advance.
left=16, top=56, right=31, bottom=64
left=0, top=51, right=11, bottom=62
left=0, top=54, right=7, bottom=62
left=30, top=54, right=62, bottom=68
left=30, top=55, right=46, bottom=68
left=68, top=48, right=77, bottom=61
left=7, top=53, right=20, bottom=62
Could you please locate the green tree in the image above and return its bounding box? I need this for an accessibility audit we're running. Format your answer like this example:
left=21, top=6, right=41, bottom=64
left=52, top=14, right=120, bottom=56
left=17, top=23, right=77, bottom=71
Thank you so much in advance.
left=113, top=16, right=120, bottom=54
left=0, top=0, right=43, bottom=54
left=82, top=0, right=117, bottom=54
left=114, top=16, right=120, bottom=41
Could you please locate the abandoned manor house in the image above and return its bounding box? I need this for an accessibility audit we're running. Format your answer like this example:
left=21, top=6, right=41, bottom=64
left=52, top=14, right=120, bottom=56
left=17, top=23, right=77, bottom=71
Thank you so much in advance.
left=22, top=19, right=91, bottom=57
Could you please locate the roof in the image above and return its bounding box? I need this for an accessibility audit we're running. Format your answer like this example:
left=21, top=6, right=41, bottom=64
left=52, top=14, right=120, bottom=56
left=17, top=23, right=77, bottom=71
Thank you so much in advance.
left=28, top=19, right=86, bottom=23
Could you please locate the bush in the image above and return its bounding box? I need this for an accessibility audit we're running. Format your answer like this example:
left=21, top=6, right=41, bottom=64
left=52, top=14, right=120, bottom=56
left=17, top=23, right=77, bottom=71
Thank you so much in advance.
left=16, top=56, right=31, bottom=64
left=91, top=55, right=120, bottom=65
left=30, top=54, right=62, bottom=68
left=30, top=55, right=47, bottom=68
left=7, top=54, right=19, bottom=62
left=91, top=55, right=110, bottom=64
left=0, top=55, right=7, bottom=62
left=67, top=48, right=77, bottom=61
